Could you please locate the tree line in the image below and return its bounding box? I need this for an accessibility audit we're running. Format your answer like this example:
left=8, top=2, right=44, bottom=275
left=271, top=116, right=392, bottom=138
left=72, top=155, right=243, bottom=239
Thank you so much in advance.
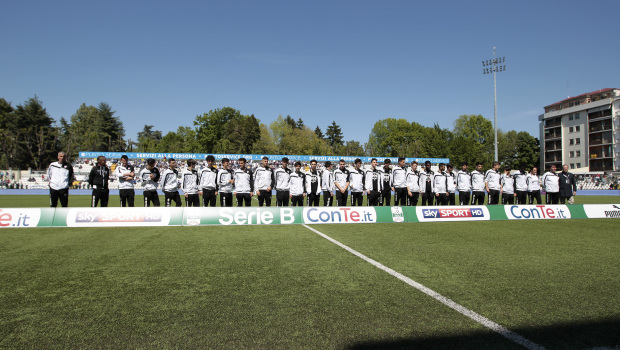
left=0, top=97, right=539, bottom=170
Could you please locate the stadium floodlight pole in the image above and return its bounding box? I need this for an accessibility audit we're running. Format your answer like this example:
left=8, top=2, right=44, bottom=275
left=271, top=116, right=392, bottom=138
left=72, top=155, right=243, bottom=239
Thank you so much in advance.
left=482, top=47, right=506, bottom=162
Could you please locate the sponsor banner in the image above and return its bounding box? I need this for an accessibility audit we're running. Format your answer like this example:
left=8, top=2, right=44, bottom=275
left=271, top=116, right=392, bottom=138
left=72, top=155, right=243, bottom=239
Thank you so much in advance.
left=583, top=204, right=620, bottom=219
left=0, top=208, right=50, bottom=228
left=505, top=205, right=571, bottom=220
left=78, top=151, right=449, bottom=165
left=184, top=207, right=303, bottom=226
left=303, top=207, right=377, bottom=224
left=62, top=208, right=181, bottom=227
left=416, top=206, right=490, bottom=222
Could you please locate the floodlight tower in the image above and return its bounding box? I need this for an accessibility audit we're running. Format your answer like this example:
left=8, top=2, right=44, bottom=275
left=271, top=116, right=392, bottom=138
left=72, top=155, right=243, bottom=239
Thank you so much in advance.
left=482, top=47, right=506, bottom=162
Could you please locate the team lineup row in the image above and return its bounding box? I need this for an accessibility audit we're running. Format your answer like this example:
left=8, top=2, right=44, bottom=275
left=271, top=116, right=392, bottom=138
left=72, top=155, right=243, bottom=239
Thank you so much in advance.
left=46, top=152, right=578, bottom=208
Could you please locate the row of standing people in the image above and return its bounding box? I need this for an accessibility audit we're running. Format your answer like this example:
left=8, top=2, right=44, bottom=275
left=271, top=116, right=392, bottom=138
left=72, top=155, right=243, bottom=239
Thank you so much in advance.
left=47, top=152, right=577, bottom=208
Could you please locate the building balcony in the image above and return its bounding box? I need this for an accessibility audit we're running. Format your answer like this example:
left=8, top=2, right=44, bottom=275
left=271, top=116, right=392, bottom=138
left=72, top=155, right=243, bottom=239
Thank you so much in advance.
left=589, top=139, right=613, bottom=146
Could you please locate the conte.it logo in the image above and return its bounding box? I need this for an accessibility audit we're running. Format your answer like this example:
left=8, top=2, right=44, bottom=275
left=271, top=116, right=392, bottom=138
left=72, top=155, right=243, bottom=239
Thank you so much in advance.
left=0, top=209, right=42, bottom=228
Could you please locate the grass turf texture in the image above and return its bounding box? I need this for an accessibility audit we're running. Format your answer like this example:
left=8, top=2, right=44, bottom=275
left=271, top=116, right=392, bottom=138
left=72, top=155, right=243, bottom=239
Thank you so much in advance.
left=0, top=194, right=619, bottom=207
left=1, top=221, right=619, bottom=349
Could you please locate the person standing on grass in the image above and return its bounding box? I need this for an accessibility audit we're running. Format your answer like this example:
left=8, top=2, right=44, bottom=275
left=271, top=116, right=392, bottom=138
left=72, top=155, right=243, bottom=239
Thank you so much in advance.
left=419, top=160, right=434, bottom=206
left=513, top=166, right=528, bottom=205
left=114, top=155, right=135, bottom=207
left=233, top=158, right=253, bottom=207
left=334, top=159, right=350, bottom=206
left=182, top=159, right=200, bottom=207
left=161, top=158, right=182, bottom=207
left=364, top=158, right=382, bottom=206
left=306, top=159, right=322, bottom=206
left=559, top=164, right=577, bottom=204
left=392, top=157, right=408, bottom=206
left=433, top=163, right=448, bottom=206
left=289, top=161, right=306, bottom=206
left=349, top=158, right=365, bottom=206
left=445, top=164, right=457, bottom=205
left=198, top=155, right=218, bottom=207
left=542, top=164, right=560, bottom=204
left=218, top=158, right=234, bottom=207
left=321, top=161, right=335, bottom=206
left=379, top=159, right=393, bottom=206
left=456, top=162, right=471, bottom=206
left=274, top=157, right=292, bottom=207
left=48, top=151, right=74, bottom=208
left=527, top=166, right=542, bottom=204
left=88, top=155, right=110, bottom=207
left=254, top=156, right=274, bottom=207
left=405, top=161, right=421, bottom=206
left=500, top=166, right=516, bottom=205
left=140, top=158, right=161, bottom=207
left=470, top=162, right=486, bottom=205
left=485, top=161, right=501, bottom=205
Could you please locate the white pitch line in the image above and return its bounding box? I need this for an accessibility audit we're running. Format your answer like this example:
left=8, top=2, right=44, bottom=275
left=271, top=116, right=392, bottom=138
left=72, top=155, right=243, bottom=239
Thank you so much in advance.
left=302, top=224, right=546, bottom=350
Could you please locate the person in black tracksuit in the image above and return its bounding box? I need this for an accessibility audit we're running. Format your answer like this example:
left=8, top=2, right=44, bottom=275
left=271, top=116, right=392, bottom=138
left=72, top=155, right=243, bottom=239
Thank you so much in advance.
left=365, top=158, right=382, bottom=206
left=161, top=158, right=182, bottom=207
left=88, top=155, right=110, bottom=207
left=349, top=159, right=365, bottom=206
left=275, top=158, right=292, bottom=207
left=306, top=159, right=322, bottom=206
left=379, top=159, right=393, bottom=206
left=420, top=161, right=435, bottom=206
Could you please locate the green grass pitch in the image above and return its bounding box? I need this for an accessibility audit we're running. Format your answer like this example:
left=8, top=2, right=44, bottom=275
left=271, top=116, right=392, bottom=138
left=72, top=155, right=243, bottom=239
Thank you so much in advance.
left=1, top=195, right=619, bottom=349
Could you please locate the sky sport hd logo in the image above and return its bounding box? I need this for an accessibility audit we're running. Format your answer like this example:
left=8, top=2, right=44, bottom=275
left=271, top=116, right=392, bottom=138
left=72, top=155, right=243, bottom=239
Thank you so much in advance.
left=67, top=208, right=170, bottom=227
left=416, top=207, right=489, bottom=222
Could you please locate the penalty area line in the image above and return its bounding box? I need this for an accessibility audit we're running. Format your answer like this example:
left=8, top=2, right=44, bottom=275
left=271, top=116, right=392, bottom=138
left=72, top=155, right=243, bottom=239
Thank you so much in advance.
left=302, top=224, right=545, bottom=350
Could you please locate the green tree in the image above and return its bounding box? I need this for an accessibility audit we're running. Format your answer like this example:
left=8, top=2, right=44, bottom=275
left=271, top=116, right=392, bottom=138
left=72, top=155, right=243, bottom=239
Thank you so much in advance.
left=325, top=121, right=344, bottom=147
left=15, top=96, right=57, bottom=169
left=314, top=126, right=324, bottom=139
left=0, top=98, right=19, bottom=168
left=194, top=107, right=260, bottom=153
left=452, top=114, right=495, bottom=167
left=137, top=125, right=163, bottom=152
left=513, top=131, right=540, bottom=170
left=252, top=124, right=278, bottom=154
left=367, top=118, right=425, bottom=157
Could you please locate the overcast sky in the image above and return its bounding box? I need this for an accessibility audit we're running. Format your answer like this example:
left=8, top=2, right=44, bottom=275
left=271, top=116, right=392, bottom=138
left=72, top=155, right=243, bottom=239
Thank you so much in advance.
left=2, top=0, right=618, bottom=146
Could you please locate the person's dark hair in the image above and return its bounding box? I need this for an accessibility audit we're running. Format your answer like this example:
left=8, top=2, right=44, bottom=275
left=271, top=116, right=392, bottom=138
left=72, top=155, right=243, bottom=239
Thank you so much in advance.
left=475, top=161, right=483, bottom=166
left=398, top=157, right=406, bottom=163
left=147, top=158, right=156, bottom=166
left=447, top=163, right=453, bottom=168
left=168, top=158, right=175, bottom=163
left=121, top=155, right=128, bottom=161
left=262, top=156, right=268, bottom=160
left=384, top=159, right=391, bottom=164
left=282, top=157, right=289, bottom=163
left=439, top=163, right=445, bottom=167
left=311, top=159, right=317, bottom=164
left=425, top=160, right=431, bottom=166
left=461, top=161, right=468, bottom=166
left=505, top=166, right=511, bottom=171
left=206, top=155, right=215, bottom=163
left=294, top=161, right=302, bottom=167
left=371, top=158, right=377, bottom=162
left=187, top=159, right=196, bottom=167
left=493, top=161, right=500, bottom=166
left=412, top=161, right=418, bottom=165
left=222, top=158, right=230, bottom=163
left=339, top=159, right=345, bottom=163
left=354, top=158, right=362, bottom=164
left=324, top=161, right=331, bottom=167
left=239, top=158, right=246, bottom=163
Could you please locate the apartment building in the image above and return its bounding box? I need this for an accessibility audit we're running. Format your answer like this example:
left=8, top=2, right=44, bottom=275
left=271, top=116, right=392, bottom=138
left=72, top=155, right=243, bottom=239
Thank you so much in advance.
left=538, top=88, right=619, bottom=173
